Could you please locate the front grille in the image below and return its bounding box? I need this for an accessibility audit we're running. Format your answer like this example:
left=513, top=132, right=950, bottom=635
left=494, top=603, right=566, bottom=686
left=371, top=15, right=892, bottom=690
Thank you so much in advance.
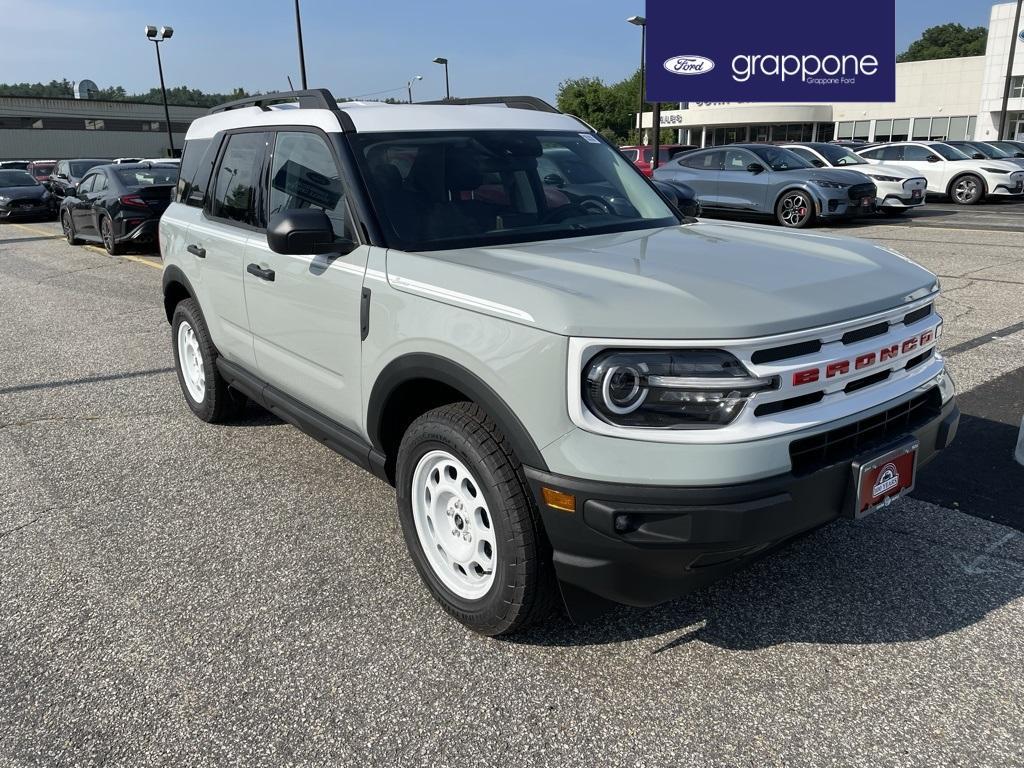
left=751, top=339, right=821, bottom=365
left=842, top=321, right=888, bottom=345
left=789, top=387, right=941, bottom=475
left=849, top=183, right=876, bottom=201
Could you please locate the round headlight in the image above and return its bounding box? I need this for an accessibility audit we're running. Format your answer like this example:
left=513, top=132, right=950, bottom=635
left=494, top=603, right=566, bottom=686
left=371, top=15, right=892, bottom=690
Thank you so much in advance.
left=600, top=364, right=647, bottom=414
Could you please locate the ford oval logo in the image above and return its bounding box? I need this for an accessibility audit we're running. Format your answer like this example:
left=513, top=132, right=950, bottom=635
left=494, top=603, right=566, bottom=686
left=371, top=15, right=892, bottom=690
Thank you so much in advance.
left=663, top=55, right=715, bottom=76
left=1019, top=28, right=1024, bottom=42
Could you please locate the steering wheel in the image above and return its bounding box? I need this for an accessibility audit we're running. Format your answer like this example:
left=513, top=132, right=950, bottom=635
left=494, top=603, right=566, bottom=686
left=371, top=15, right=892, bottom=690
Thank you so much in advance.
left=542, top=195, right=613, bottom=223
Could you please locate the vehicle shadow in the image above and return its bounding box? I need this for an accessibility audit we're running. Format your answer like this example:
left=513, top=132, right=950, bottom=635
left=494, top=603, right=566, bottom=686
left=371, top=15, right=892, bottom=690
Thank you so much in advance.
left=508, top=504, right=1024, bottom=650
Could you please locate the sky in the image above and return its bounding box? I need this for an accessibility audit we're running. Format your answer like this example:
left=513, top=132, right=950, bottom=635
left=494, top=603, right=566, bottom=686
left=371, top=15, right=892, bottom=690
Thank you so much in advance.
left=0, top=0, right=1000, bottom=104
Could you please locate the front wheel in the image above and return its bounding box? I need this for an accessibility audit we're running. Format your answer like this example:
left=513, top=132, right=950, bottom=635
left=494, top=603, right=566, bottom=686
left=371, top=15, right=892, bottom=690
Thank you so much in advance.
left=61, top=210, right=82, bottom=245
left=949, top=174, right=984, bottom=205
left=776, top=190, right=815, bottom=228
left=395, top=402, right=558, bottom=636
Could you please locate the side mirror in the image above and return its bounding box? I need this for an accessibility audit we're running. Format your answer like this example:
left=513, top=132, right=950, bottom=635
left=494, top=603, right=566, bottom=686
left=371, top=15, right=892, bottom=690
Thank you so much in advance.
left=972, top=153, right=985, bottom=160
left=56, top=173, right=68, bottom=180
left=542, top=173, right=566, bottom=187
left=267, top=209, right=354, bottom=255
left=747, top=162, right=766, bottom=174
left=926, top=155, right=941, bottom=163
left=812, top=159, right=826, bottom=168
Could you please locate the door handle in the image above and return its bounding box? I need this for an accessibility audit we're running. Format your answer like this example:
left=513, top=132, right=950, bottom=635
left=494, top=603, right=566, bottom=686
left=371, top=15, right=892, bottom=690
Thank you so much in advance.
left=246, top=263, right=275, bottom=282
left=187, top=244, right=206, bottom=258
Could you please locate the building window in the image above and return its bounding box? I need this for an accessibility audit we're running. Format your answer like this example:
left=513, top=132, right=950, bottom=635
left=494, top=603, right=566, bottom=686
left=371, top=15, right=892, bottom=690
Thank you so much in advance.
left=836, top=121, right=854, bottom=140
left=85, top=119, right=105, bottom=130
left=874, top=119, right=893, bottom=142
left=912, top=118, right=931, bottom=140
left=31, top=119, right=43, bottom=129
left=1011, top=76, right=1024, bottom=100
left=969, top=116, right=979, bottom=140
left=891, top=119, right=910, bottom=141
left=929, top=116, right=949, bottom=140
left=947, top=116, right=970, bottom=141
left=141, top=121, right=161, bottom=131
left=817, top=123, right=835, bottom=142
left=751, top=125, right=770, bottom=142
left=853, top=121, right=870, bottom=141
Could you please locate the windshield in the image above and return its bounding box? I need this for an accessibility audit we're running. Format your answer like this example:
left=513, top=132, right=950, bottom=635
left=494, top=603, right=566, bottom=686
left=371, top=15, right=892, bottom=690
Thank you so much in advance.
left=0, top=170, right=37, bottom=187
left=114, top=167, right=179, bottom=187
left=70, top=160, right=106, bottom=177
left=990, top=141, right=1024, bottom=156
left=968, top=142, right=1008, bottom=159
left=351, top=130, right=679, bottom=252
left=817, top=145, right=867, bottom=166
left=749, top=145, right=814, bottom=171
left=929, top=143, right=970, bottom=161
left=30, top=163, right=55, bottom=178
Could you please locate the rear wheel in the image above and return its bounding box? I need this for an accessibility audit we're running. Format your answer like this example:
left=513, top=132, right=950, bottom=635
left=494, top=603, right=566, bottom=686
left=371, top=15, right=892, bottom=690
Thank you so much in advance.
left=776, top=190, right=815, bottom=228
left=171, top=298, right=245, bottom=423
left=396, top=402, right=558, bottom=636
left=100, top=215, right=123, bottom=255
left=949, top=174, right=984, bottom=205
left=61, top=210, right=82, bottom=245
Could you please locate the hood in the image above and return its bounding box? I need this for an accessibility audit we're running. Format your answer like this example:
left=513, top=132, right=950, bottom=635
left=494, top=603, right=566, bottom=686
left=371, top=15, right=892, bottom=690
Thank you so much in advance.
left=860, top=162, right=921, bottom=179
left=964, top=159, right=1022, bottom=173
left=387, top=222, right=938, bottom=339
left=0, top=184, right=46, bottom=198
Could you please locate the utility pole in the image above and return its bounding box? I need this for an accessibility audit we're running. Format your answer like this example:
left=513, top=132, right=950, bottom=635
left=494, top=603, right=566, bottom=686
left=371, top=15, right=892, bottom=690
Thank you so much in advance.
left=145, top=26, right=176, bottom=157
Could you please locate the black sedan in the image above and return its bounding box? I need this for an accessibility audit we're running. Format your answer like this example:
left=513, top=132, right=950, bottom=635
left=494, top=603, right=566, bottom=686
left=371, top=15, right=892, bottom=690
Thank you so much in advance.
left=47, top=158, right=110, bottom=197
left=60, top=163, right=178, bottom=255
left=0, top=169, right=56, bottom=220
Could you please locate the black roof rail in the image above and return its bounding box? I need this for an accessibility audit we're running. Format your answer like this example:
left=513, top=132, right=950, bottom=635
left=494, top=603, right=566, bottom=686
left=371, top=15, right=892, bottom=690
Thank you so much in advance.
left=419, top=96, right=561, bottom=114
left=208, top=88, right=340, bottom=114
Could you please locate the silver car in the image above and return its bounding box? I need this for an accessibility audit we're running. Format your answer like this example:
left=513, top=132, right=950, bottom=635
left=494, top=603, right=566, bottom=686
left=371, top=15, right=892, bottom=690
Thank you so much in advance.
left=655, top=144, right=878, bottom=228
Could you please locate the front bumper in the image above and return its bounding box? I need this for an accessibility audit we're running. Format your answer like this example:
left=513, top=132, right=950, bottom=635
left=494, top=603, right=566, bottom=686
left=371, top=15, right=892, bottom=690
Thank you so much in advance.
left=989, top=180, right=1024, bottom=196
left=525, top=396, right=959, bottom=620
left=0, top=201, right=54, bottom=218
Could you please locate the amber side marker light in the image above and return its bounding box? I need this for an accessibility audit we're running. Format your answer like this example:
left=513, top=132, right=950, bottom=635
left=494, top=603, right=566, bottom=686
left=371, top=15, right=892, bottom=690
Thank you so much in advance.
left=542, top=487, right=576, bottom=513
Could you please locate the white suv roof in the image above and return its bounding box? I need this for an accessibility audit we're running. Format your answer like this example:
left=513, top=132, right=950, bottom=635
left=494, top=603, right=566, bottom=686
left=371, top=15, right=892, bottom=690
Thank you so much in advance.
left=186, top=94, right=587, bottom=141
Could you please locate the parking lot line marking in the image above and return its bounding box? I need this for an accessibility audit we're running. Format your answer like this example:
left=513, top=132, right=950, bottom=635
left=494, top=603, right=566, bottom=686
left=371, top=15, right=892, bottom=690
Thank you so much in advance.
left=82, top=244, right=163, bottom=271
left=10, top=223, right=58, bottom=239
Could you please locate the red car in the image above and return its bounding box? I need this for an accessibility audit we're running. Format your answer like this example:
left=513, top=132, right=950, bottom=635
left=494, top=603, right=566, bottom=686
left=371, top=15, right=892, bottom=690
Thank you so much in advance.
left=620, top=144, right=697, bottom=177
left=27, top=160, right=57, bottom=184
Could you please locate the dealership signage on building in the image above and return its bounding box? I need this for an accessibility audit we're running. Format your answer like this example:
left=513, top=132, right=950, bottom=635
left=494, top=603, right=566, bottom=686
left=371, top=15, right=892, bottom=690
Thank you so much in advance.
left=644, top=0, right=896, bottom=103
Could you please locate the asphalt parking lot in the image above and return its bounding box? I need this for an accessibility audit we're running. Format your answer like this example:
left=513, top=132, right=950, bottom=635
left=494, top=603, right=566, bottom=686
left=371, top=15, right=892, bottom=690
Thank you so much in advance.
left=2, top=207, right=1023, bottom=767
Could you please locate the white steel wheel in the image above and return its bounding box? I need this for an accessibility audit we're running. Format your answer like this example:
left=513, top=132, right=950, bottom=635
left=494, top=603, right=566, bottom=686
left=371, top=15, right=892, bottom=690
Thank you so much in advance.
left=411, top=449, right=497, bottom=600
left=176, top=321, right=206, bottom=403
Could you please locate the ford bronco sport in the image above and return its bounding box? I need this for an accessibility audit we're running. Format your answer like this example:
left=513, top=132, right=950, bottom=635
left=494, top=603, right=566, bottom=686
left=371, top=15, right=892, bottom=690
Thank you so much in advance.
left=160, top=90, right=959, bottom=635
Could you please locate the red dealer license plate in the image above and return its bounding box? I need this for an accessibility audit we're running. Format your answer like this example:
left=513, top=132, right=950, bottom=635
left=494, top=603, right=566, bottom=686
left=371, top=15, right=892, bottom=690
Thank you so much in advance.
left=849, top=439, right=918, bottom=519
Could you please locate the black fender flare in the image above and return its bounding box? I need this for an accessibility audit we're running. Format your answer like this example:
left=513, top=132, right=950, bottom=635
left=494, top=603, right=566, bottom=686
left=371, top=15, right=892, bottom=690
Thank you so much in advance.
left=366, top=353, right=548, bottom=472
left=161, top=264, right=199, bottom=323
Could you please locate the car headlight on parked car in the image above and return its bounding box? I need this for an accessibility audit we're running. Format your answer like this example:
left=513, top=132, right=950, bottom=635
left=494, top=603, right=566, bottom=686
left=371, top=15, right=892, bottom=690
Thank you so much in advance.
left=981, top=167, right=1009, bottom=174
left=582, top=349, right=776, bottom=429
left=811, top=179, right=850, bottom=189
left=867, top=174, right=902, bottom=183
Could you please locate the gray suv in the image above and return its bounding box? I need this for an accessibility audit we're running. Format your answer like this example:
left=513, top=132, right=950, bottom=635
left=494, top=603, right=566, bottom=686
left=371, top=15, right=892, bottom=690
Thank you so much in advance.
left=160, top=90, right=959, bottom=635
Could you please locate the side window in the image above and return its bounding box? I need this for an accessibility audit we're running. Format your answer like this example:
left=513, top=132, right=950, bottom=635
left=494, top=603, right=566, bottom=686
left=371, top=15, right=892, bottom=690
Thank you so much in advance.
left=78, top=174, right=97, bottom=194
left=902, top=146, right=935, bottom=162
left=268, top=130, right=354, bottom=241
left=176, top=138, right=213, bottom=206
left=680, top=150, right=723, bottom=170
left=210, top=131, right=267, bottom=226
left=788, top=147, right=822, bottom=166
left=878, top=147, right=904, bottom=162
left=93, top=173, right=109, bottom=192
left=620, top=149, right=639, bottom=162
left=723, top=148, right=755, bottom=171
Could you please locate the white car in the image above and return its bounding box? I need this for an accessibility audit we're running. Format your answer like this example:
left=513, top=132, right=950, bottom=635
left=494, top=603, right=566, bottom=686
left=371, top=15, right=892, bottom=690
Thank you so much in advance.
left=784, top=142, right=927, bottom=215
left=857, top=141, right=1024, bottom=205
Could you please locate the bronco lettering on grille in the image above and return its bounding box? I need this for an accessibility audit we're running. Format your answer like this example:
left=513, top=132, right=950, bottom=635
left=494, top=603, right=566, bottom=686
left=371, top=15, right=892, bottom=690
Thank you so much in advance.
left=792, top=330, right=935, bottom=387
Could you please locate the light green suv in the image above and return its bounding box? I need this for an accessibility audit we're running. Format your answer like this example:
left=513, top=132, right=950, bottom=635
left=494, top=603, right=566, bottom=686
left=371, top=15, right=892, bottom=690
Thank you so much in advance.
left=160, top=90, right=959, bottom=635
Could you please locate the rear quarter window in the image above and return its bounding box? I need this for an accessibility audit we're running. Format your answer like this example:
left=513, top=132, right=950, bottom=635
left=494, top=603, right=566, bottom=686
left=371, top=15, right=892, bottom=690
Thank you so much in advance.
left=176, top=138, right=215, bottom=207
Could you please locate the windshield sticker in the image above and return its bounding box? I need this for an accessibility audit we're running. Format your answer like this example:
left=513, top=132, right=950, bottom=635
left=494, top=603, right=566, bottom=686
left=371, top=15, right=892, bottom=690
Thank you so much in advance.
left=580, top=133, right=601, bottom=144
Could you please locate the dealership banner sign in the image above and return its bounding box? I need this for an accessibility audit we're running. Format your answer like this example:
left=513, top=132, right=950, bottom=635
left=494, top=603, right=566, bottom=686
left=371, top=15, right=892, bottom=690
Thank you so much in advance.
left=645, top=0, right=896, bottom=103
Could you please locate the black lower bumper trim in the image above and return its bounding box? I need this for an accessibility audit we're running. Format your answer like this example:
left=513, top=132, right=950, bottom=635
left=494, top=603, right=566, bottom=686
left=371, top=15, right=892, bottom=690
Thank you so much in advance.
left=525, top=399, right=959, bottom=619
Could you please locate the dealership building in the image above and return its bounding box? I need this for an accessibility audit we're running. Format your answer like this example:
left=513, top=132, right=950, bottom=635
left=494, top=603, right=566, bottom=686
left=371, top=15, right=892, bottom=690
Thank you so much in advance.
left=0, top=95, right=205, bottom=161
left=642, top=1, right=1024, bottom=147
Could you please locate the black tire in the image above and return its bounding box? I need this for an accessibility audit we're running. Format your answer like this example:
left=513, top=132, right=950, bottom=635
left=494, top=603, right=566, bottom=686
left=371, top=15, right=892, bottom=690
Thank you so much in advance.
left=61, top=210, right=82, bottom=245
left=948, top=174, right=984, bottom=205
left=100, top=215, right=124, bottom=255
left=395, top=402, right=558, bottom=636
left=170, top=298, right=245, bottom=423
left=775, top=190, right=815, bottom=228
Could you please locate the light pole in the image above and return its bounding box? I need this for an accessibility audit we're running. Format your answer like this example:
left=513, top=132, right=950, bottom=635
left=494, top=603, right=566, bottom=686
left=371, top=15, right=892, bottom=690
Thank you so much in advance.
left=433, top=57, right=450, bottom=100
left=627, top=16, right=646, bottom=145
left=407, top=75, right=423, bottom=104
left=294, top=0, right=308, bottom=89
left=144, top=25, right=176, bottom=157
